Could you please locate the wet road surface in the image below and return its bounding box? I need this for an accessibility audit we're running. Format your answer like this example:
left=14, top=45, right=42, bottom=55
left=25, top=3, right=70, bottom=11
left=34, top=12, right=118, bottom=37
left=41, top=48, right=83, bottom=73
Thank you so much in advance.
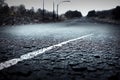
left=0, top=18, right=120, bottom=80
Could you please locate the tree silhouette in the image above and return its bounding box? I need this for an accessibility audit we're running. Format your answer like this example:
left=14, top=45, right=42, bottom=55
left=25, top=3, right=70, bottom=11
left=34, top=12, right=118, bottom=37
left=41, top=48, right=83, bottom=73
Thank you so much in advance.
left=112, top=6, right=120, bottom=20
left=65, top=10, right=82, bottom=19
left=87, top=10, right=96, bottom=17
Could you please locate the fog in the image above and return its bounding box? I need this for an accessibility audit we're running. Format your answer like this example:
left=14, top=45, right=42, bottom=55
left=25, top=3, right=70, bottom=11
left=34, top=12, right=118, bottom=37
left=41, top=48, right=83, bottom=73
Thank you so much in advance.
left=2, top=22, right=112, bottom=40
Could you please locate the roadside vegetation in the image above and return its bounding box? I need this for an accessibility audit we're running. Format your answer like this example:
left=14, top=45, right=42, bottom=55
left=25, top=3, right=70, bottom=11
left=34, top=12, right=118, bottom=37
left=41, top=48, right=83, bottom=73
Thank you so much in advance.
left=0, top=0, right=83, bottom=26
left=0, top=0, right=120, bottom=26
left=87, top=6, right=120, bottom=24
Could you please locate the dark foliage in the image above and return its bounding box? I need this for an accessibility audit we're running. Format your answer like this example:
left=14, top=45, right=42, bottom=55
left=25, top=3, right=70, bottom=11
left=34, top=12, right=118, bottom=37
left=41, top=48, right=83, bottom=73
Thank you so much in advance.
left=0, top=0, right=57, bottom=26
left=64, top=10, right=82, bottom=19
left=87, top=6, right=120, bottom=21
left=112, top=6, right=120, bottom=20
left=87, top=10, right=96, bottom=17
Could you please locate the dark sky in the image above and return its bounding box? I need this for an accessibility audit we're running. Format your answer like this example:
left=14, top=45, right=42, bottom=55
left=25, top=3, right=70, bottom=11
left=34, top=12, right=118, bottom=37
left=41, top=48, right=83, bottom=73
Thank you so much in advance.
left=6, top=0, right=120, bottom=16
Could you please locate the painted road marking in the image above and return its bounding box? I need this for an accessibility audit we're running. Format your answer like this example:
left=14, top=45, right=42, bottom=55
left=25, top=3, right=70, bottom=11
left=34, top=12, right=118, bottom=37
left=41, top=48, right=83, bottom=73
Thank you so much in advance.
left=0, top=34, right=93, bottom=70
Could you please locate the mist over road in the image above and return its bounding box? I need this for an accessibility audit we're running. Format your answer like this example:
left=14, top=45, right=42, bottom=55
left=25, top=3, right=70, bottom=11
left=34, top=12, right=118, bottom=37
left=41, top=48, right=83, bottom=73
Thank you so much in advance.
left=0, top=18, right=120, bottom=80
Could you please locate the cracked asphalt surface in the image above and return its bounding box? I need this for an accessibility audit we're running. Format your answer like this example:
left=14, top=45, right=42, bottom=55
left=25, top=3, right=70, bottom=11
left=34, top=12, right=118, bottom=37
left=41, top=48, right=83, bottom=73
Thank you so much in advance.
left=0, top=18, right=120, bottom=80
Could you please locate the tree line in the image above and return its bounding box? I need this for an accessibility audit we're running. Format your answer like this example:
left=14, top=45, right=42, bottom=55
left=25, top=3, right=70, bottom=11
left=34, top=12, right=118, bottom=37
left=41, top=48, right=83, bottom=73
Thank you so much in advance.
left=87, top=6, right=120, bottom=21
left=0, top=0, right=56, bottom=26
left=0, top=0, right=83, bottom=26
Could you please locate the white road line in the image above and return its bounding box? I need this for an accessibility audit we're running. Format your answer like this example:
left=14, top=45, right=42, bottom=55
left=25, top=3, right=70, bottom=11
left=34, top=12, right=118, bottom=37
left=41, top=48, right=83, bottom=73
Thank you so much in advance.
left=0, top=34, right=93, bottom=70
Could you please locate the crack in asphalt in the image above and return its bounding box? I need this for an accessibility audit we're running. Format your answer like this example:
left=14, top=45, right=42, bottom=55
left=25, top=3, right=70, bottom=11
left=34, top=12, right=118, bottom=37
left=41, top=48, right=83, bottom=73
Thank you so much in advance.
left=0, top=33, right=93, bottom=71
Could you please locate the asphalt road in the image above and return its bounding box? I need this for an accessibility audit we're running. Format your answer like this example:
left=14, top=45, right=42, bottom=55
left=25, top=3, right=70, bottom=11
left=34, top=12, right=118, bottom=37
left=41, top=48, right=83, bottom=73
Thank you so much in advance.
left=0, top=18, right=120, bottom=80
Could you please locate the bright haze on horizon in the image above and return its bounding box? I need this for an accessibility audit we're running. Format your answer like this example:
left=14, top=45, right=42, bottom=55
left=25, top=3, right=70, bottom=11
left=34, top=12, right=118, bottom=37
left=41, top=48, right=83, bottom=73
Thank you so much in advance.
left=5, top=0, right=120, bottom=16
